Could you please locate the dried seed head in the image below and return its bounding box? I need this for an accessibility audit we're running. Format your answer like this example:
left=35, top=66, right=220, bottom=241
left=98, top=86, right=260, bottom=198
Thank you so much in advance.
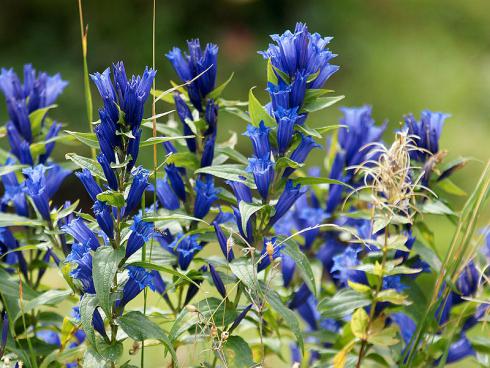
left=226, top=235, right=234, bottom=257
left=266, top=241, right=275, bottom=262
left=185, top=304, right=198, bottom=313
left=210, top=325, right=218, bottom=338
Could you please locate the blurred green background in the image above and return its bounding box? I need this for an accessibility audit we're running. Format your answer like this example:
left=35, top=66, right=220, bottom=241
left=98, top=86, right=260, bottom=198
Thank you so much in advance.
left=0, top=0, right=489, bottom=365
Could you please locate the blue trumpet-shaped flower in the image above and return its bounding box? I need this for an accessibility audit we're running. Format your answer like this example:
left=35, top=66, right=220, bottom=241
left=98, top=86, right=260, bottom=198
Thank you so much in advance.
left=243, top=122, right=271, bottom=159
left=172, top=234, right=202, bottom=271
left=165, top=164, right=186, bottom=202
left=194, top=177, right=219, bottom=219
left=76, top=169, right=102, bottom=202
left=229, top=304, right=253, bottom=333
left=174, top=93, right=196, bottom=152
left=124, top=166, right=150, bottom=216
left=247, top=156, right=275, bottom=200
left=226, top=179, right=253, bottom=203
left=93, top=201, right=114, bottom=240
left=6, top=122, right=33, bottom=165
left=126, top=215, right=153, bottom=257
left=97, top=153, right=118, bottom=191
left=274, top=106, right=301, bottom=154
left=66, top=241, right=95, bottom=294
left=62, top=217, right=100, bottom=251
left=1, top=158, right=28, bottom=216
left=166, top=40, right=218, bottom=111
left=284, top=134, right=321, bottom=177
left=269, top=180, right=306, bottom=226
left=39, top=121, right=62, bottom=164
left=259, top=22, right=338, bottom=89
left=209, top=263, right=226, bottom=298
left=22, top=165, right=51, bottom=220
left=156, top=177, right=180, bottom=210
left=119, top=266, right=155, bottom=307
left=404, top=110, right=449, bottom=161
left=213, top=221, right=234, bottom=262
left=331, top=246, right=367, bottom=287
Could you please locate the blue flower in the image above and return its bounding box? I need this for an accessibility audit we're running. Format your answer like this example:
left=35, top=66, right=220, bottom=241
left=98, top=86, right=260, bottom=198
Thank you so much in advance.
left=93, top=201, right=114, bottom=240
left=76, top=169, right=102, bottom=202
left=184, top=265, right=207, bottom=305
left=1, top=159, right=28, bottom=216
left=382, top=275, right=406, bottom=292
left=124, top=166, right=150, bottom=216
left=173, top=93, right=196, bottom=152
left=243, top=121, right=271, bottom=158
left=94, top=108, right=119, bottom=164
left=6, top=122, right=33, bottom=165
left=209, top=263, right=226, bottom=298
left=39, top=121, right=62, bottom=164
left=233, top=206, right=254, bottom=244
left=259, top=23, right=338, bottom=88
left=455, top=261, right=479, bottom=299
left=119, top=266, right=155, bottom=307
left=213, top=221, right=234, bottom=262
left=126, top=215, right=153, bottom=257
left=37, top=329, right=61, bottom=346
left=331, top=246, right=367, bottom=287
left=226, top=179, right=253, bottom=203
left=201, top=100, right=219, bottom=168
left=151, top=270, right=167, bottom=295
left=194, top=177, right=220, bottom=219
left=172, top=234, right=202, bottom=271
left=97, top=153, right=118, bottom=191
left=274, top=106, right=301, bottom=154
left=284, top=134, right=321, bottom=177
left=127, top=127, right=141, bottom=171
left=22, top=165, right=51, bottom=220
left=444, top=335, right=475, bottom=364
left=404, top=110, right=449, bottom=161
left=166, top=40, right=218, bottom=111
left=289, top=283, right=312, bottom=309
left=44, top=164, right=70, bottom=199
left=1, top=311, right=8, bottom=356
left=165, top=164, right=186, bottom=202
left=247, top=156, right=275, bottom=200
left=62, top=217, right=100, bottom=251
left=269, top=180, right=306, bottom=226
left=281, top=253, right=296, bottom=287
left=156, top=177, right=180, bottom=210
left=229, top=304, right=253, bottom=333
left=66, top=241, right=95, bottom=294
left=295, top=205, right=327, bottom=249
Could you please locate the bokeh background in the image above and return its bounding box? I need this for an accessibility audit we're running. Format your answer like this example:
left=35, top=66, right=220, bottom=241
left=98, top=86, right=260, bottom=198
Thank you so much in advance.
left=0, top=0, right=489, bottom=366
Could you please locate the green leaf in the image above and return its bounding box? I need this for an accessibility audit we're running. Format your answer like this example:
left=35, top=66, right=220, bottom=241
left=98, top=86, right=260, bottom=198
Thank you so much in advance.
left=436, top=178, right=466, bottom=197
left=0, top=164, right=28, bottom=176
left=351, top=308, right=369, bottom=340
left=318, top=289, right=371, bottom=319
left=140, top=135, right=195, bottom=148
left=376, top=289, right=410, bottom=305
left=295, top=123, right=322, bottom=139
left=92, top=247, right=124, bottom=315
left=275, top=157, right=304, bottom=170
left=248, top=88, right=275, bottom=127
left=238, top=201, right=264, bottom=238
left=421, top=200, right=456, bottom=215
left=0, top=212, right=43, bottom=227
left=302, top=95, right=344, bottom=113
left=65, top=130, right=99, bottom=149
left=229, top=258, right=258, bottom=290
left=166, top=152, right=200, bottom=170
left=207, top=72, right=234, bottom=99
left=144, top=213, right=209, bottom=226
left=30, top=104, right=57, bottom=136
left=96, top=339, right=123, bottom=362
left=117, top=311, right=178, bottom=365
left=128, top=261, right=199, bottom=287
left=215, top=146, right=249, bottom=165
left=16, top=289, right=72, bottom=320
left=196, top=297, right=237, bottom=326
left=40, top=344, right=86, bottom=368
left=195, top=165, right=255, bottom=188
left=222, top=336, right=255, bottom=368
left=65, top=153, right=105, bottom=180
left=280, top=238, right=316, bottom=297
left=368, top=325, right=399, bottom=346
left=264, top=288, right=304, bottom=353
left=266, top=59, right=278, bottom=84
left=412, top=241, right=442, bottom=272
left=96, top=191, right=125, bottom=208
left=80, top=294, right=99, bottom=346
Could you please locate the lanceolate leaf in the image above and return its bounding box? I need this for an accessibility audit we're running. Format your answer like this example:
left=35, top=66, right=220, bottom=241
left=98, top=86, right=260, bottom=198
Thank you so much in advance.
left=140, top=135, right=195, bottom=147
left=92, top=247, right=124, bottom=315
left=117, top=311, right=178, bottom=365
left=238, top=201, right=264, bottom=238
left=280, top=238, right=317, bottom=297
left=292, top=176, right=354, bottom=190
left=96, top=191, right=125, bottom=208
left=65, top=130, right=99, bottom=149
left=65, top=153, right=105, bottom=180
left=222, top=336, right=255, bottom=368
left=207, top=72, right=234, bottom=100
left=0, top=164, right=28, bottom=176
left=248, top=87, right=275, bottom=127
left=195, top=165, right=256, bottom=188
left=229, top=258, right=259, bottom=290
left=80, top=294, right=99, bottom=346
left=16, top=289, right=72, bottom=320
left=302, top=95, right=344, bottom=113
left=318, top=289, right=371, bottom=319
left=30, top=104, right=57, bottom=136
left=0, top=212, right=43, bottom=227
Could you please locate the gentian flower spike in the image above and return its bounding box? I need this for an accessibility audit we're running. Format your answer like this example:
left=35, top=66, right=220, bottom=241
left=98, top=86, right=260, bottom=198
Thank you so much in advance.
left=243, top=121, right=271, bottom=159
left=246, top=156, right=275, bottom=200
left=213, top=221, right=234, bottom=262
left=209, top=263, right=226, bottom=298
left=126, top=215, right=153, bottom=258
left=194, top=177, right=220, bottom=219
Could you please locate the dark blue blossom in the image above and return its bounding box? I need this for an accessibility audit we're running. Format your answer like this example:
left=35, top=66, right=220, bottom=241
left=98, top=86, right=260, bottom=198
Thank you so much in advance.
left=274, top=106, right=300, bottom=154
left=331, top=246, right=367, bottom=287
left=166, top=40, right=218, bottom=111
left=22, top=165, right=51, bottom=220
left=1, top=311, right=8, bottom=357
left=6, top=122, right=33, bottom=165
left=156, top=177, right=180, bottom=210
left=173, top=93, right=196, bottom=152
left=93, top=201, right=114, bottom=239
left=455, top=261, right=479, bottom=300
left=226, top=178, right=253, bottom=203
left=124, top=166, right=150, bottom=216
left=66, top=241, right=95, bottom=294
left=209, top=263, right=226, bottom=298
left=39, top=121, right=62, bottom=164
left=126, top=215, right=153, bottom=257
left=119, top=266, right=155, bottom=307
left=184, top=265, right=207, bottom=305
left=127, top=128, right=141, bottom=171
left=1, top=159, right=28, bottom=216
left=97, top=153, right=118, bottom=191
left=62, top=217, right=100, bottom=251
left=168, top=233, right=202, bottom=271
left=289, top=283, right=312, bottom=309
left=229, top=304, right=253, bottom=333
left=213, top=221, right=234, bottom=262
left=0, top=227, right=28, bottom=277
left=165, top=164, right=186, bottom=202
left=404, top=110, right=449, bottom=161
left=44, top=164, right=70, bottom=199
left=269, top=180, right=307, bottom=226
left=282, top=253, right=296, bottom=287
left=243, top=121, right=271, bottom=158
left=194, top=177, right=219, bottom=219
left=76, top=169, right=102, bottom=202
left=284, top=134, right=321, bottom=177
left=259, top=22, right=338, bottom=89
left=232, top=206, right=254, bottom=244
left=257, top=237, right=283, bottom=272
left=247, top=156, right=275, bottom=200
left=200, top=100, right=219, bottom=168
